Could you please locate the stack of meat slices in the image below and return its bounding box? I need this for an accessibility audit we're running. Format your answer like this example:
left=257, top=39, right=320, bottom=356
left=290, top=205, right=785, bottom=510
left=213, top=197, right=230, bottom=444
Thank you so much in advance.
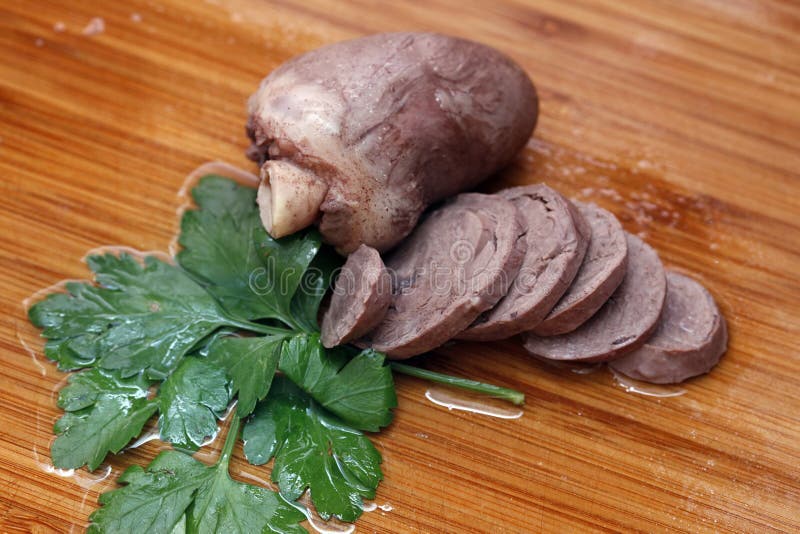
left=323, top=184, right=728, bottom=385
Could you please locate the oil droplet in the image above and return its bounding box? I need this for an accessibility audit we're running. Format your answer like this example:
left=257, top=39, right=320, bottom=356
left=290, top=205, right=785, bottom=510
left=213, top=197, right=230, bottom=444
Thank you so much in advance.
left=534, top=357, right=602, bottom=375
left=32, top=445, right=115, bottom=489
left=17, top=319, right=49, bottom=378
left=362, top=501, right=393, bottom=513
left=571, top=363, right=603, bottom=375
left=127, top=429, right=160, bottom=450
left=237, top=469, right=276, bottom=490
left=44, top=465, right=75, bottom=477
left=424, top=386, right=523, bottom=419
left=294, top=492, right=355, bottom=534
left=74, top=465, right=114, bottom=489
left=22, top=294, right=76, bottom=484
left=610, top=368, right=687, bottom=398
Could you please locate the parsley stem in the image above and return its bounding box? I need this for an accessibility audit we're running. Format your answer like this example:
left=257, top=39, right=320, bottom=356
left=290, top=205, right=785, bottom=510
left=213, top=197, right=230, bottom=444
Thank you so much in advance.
left=390, top=363, right=525, bottom=406
left=223, top=317, right=292, bottom=337
left=218, top=416, right=241, bottom=469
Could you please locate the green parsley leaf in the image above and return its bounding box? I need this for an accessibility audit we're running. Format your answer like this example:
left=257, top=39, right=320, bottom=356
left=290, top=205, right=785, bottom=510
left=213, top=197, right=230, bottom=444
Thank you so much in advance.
left=257, top=230, right=324, bottom=326
left=205, top=332, right=396, bottom=427
left=157, top=358, right=230, bottom=451
left=88, top=450, right=208, bottom=534
left=279, top=334, right=396, bottom=431
left=243, top=376, right=383, bottom=522
left=52, top=368, right=157, bottom=470
left=187, top=459, right=305, bottom=534
left=177, top=176, right=323, bottom=330
left=43, top=335, right=98, bottom=372
left=29, top=174, right=397, bottom=529
left=28, top=253, right=237, bottom=379
left=89, top=418, right=305, bottom=534
left=289, top=246, right=340, bottom=332
left=204, top=335, right=284, bottom=417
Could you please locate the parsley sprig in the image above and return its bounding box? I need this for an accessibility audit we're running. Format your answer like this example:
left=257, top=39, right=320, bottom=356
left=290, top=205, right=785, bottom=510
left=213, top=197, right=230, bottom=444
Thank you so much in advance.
left=28, top=174, right=524, bottom=532
left=244, top=376, right=384, bottom=522
left=87, top=416, right=306, bottom=534
left=28, top=176, right=396, bottom=528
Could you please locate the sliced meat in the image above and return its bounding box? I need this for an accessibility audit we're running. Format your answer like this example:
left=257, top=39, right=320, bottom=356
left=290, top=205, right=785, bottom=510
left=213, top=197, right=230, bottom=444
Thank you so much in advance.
left=457, top=185, right=590, bottom=341
left=361, top=193, right=526, bottom=358
left=533, top=202, right=628, bottom=336
left=523, top=233, right=666, bottom=362
left=321, top=245, right=391, bottom=348
left=609, top=271, right=728, bottom=384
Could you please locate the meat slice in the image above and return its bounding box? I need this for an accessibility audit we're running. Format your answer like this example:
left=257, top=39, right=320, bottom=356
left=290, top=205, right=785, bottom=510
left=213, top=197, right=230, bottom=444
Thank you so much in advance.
left=532, top=202, right=628, bottom=336
left=321, top=245, right=391, bottom=348
left=361, top=193, right=526, bottom=358
left=609, top=272, right=728, bottom=383
left=246, top=32, right=538, bottom=254
left=522, top=234, right=666, bottom=362
left=457, top=185, right=590, bottom=341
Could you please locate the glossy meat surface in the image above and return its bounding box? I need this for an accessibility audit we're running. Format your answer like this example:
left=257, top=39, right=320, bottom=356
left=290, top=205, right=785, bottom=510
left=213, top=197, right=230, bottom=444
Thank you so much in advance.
left=247, top=32, right=538, bottom=253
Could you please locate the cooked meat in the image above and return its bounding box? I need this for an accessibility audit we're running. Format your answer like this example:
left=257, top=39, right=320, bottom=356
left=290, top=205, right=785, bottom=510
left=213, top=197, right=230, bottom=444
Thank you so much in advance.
left=533, top=202, right=628, bottom=336
left=458, top=185, right=589, bottom=341
left=361, top=193, right=526, bottom=358
left=522, top=234, right=666, bottom=362
left=609, top=271, right=727, bottom=383
left=321, top=245, right=391, bottom=348
left=246, top=32, right=538, bottom=253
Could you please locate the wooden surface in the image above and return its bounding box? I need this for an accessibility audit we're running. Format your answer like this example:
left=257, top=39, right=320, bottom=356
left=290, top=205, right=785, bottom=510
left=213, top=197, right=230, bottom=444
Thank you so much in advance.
left=1, top=0, right=799, bottom=532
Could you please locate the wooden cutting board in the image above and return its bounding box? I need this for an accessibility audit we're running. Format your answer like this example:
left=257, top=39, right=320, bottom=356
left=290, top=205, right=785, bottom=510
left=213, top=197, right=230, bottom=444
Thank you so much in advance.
left=1, top=0, right=798, bottom=531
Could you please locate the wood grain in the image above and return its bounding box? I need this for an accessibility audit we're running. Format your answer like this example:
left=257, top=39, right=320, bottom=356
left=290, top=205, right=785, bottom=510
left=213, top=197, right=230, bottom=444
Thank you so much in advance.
left=1, top=0, right=799, bottom=532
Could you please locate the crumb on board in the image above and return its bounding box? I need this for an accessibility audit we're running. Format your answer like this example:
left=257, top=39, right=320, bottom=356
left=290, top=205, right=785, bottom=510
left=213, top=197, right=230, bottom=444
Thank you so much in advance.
left=82, top=17, right=105, bottom=36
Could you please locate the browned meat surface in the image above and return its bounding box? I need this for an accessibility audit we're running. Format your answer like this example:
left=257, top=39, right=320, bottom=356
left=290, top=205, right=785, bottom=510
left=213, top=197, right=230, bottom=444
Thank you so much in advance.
left=246, top=32, right=538, bottom=253
left=361, top=193, right=526, bottom=358
left=458, top=185, right=589, bottom=341
left=533, top=201, right=628, bottom=336
left=609, top=271, right=728, bottom=383
left=321, top=245, right=391, bottom=348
